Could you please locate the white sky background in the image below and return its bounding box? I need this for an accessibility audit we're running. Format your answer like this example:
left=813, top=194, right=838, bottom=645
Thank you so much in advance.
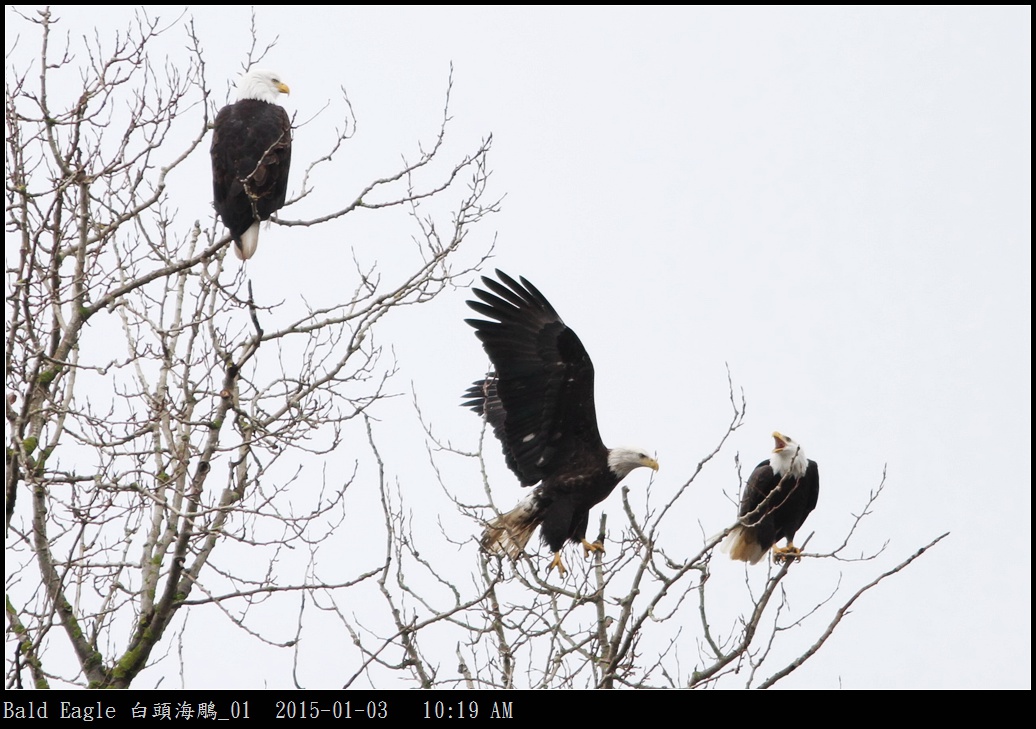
left=5, top=6, right=1030, bottom=689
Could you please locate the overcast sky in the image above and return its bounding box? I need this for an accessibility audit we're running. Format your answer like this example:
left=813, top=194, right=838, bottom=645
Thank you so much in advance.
left=6, top=5, right=1030, bottom=689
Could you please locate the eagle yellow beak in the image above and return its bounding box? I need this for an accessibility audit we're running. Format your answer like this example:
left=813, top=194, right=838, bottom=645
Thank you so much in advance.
left=771, top=431, right=789, bottom=452
left=643, top=456, right=660, bottom=471
left=276, top=82, right=291, bottom=95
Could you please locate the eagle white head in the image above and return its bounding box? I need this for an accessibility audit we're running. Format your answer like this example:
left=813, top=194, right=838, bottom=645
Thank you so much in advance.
left=237, top=69, right=290, bottom=104
left=607, top=448, right=660, bottom=480
left=769, top=432, right=809, bottom=479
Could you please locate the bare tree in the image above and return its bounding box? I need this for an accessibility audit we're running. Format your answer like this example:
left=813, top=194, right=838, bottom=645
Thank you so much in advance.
left=5, top=9, right=494, bottom=689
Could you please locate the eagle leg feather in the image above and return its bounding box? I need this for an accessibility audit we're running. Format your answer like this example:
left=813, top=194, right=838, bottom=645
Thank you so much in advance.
left=480, top=499, right=538, bottom=560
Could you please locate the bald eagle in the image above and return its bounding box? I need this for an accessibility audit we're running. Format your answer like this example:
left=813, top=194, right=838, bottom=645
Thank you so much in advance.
left=724, top=432, right=820, bottom=564
left=464, top=271, right=659, bottom=577
left=211, top=69, right=292, bottom=260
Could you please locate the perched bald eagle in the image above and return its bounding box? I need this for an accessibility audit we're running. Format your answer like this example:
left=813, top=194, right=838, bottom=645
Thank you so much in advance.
left=724, top=432, right=820, bottom=564
left=211, top=69, right=292, bottom=260
left=464, top=271, right=659, bottom=577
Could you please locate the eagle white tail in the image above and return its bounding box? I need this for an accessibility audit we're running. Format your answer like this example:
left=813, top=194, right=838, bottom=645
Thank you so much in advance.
left=234, top=223, right=260, bottom=260
left=722, top=525, right=767, bottom=564
left=481, top=494, right=540, bottom=559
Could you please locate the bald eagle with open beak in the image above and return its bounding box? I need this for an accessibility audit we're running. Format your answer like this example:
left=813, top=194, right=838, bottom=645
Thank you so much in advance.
left=724, top=432, right=819, bottom=564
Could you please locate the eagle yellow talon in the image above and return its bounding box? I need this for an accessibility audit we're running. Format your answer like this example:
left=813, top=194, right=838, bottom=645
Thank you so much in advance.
left=547, top=551, right=568, bottom=577
left=582, top=539, right=606, bottom=559
left=772, top=544, right=803, bottom=564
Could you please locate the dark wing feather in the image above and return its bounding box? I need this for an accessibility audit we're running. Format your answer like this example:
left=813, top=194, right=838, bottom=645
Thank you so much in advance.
left=211, top=99, right=292, bottom=241
left=739, top=459, right=820, bottom=548
left=739, top=461, right=779, bottom=547
left=739, top=461, right=775, bottom=519
left=464, top=270, right=605, bottom=485
left=463, top=376, right=521, bottom=477
left=784, top=460, right=820, bottom=541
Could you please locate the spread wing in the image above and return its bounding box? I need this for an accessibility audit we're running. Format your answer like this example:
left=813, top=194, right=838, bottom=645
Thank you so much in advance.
left=464, top=270, right=605, bottom=486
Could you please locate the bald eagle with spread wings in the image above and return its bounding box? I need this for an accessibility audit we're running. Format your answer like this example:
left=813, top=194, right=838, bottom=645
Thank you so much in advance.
left=464, top=271, right=659, bottom=577
left=724, top=432, right=820, bottom=564
left=211, top=69, right=292, bottom=260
